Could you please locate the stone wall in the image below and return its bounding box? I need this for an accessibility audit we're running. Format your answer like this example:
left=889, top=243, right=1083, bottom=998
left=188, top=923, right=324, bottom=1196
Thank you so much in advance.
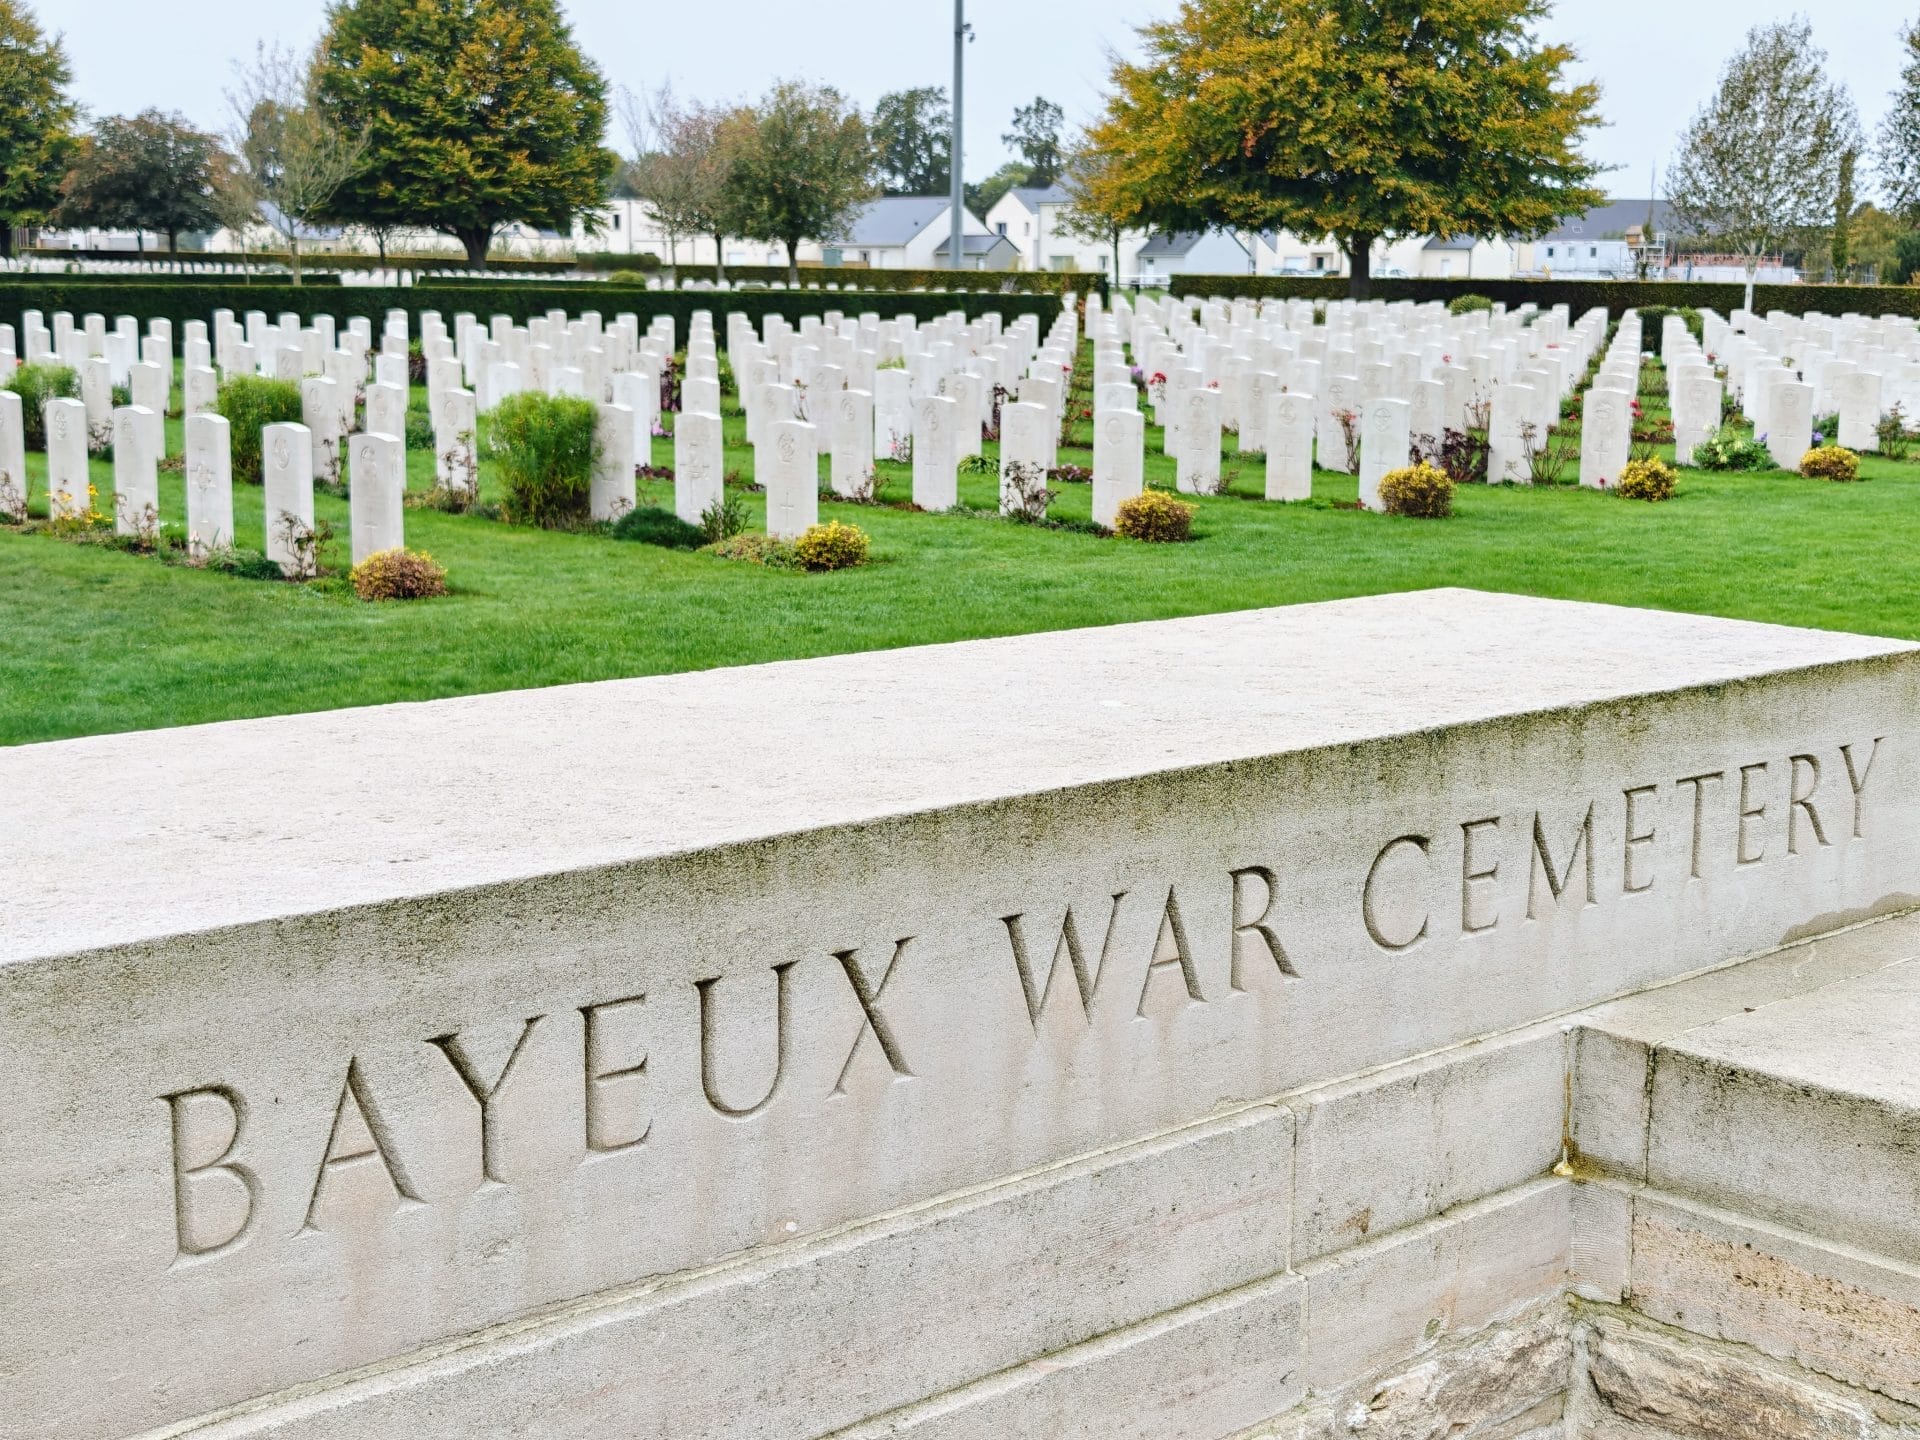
left=2, top=591, right=1916, bottom=1438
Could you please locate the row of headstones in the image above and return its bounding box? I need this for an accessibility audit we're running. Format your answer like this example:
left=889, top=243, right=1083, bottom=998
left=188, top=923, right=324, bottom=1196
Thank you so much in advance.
left=27, top=392, right=407, bottom=574
left=1102, top=295, right=1607, bottom=506
left=1704, top=307, right=1920, bottom=461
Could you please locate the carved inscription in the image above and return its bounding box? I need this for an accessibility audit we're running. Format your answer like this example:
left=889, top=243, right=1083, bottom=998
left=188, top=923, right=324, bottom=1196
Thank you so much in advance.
left=1359, top=739, right=1885, bottom=951
left=157, top=735, right=1891, bottom=1266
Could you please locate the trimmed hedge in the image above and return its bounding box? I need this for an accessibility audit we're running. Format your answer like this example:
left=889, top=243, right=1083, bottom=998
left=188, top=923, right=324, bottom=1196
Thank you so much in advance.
left=433, top=265, right=1106, bottom=300
left=0, top=271, right=343, bottom=287
left=1166, top=273, right=1920, bottom=319
left=0, top=282, right=1067, bottom=349
left=23, top=247, right=575, bottom=274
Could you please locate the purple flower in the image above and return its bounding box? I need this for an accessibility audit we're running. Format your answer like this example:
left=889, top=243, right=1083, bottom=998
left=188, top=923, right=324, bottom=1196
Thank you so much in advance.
left=1813, top=430, right=1825, bottom=445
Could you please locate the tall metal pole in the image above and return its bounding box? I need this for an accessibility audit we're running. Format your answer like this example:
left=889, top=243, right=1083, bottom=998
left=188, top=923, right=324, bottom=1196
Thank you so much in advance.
left=949, top=0, right=966, bottom=272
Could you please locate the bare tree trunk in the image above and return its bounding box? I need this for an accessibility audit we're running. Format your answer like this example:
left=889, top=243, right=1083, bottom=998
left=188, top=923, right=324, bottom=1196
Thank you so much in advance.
left=785, top=239, right=800, bottom=287
left=456, top=227, right=492, bottom=269
left=290, top=235, right=303, bottom=288
left=1347, top=234, right=1377, bottom=300
left=1744, top=249, right=1758, bottom=315
left=713, top=231, right=726, bottom=285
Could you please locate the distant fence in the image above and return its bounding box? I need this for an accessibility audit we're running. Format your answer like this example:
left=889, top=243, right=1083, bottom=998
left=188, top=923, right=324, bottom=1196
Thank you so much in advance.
left=1166, top=273, right=1920, bottom=319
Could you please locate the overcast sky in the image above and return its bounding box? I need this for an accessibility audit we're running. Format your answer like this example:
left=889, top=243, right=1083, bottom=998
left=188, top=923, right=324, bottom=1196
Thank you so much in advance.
left=54, top=0, right=1919, bottom=199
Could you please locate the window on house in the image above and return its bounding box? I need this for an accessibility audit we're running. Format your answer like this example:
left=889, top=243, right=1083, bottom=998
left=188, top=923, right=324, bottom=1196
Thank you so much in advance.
left=1546, top=246, right=1555, bottom=258
left=1025, top=223, right=1031, bottom=237
left=1589, top=246, right=1597, bottom=258
left=996, top=222, right=1007, bottom=237
left=612, top=214, right=621, bottom=231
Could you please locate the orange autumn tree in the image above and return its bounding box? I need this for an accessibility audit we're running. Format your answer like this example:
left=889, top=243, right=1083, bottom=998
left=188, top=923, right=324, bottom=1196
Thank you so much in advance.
left=1084, top=0, right=1605, bottom=296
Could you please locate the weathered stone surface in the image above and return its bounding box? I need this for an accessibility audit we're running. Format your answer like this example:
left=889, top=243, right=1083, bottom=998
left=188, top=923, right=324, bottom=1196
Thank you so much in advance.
left=1240, top=1301, right=1569, bottom=1440
left=1290, top=1024, right=1568, bottom=1262
left=163, top=1104, right=1296, bottom=1440
left=1299, top=1181, right=1573, bottom=1393
left=1579, top=1318, right=1891, bottom=1439
left=1627, top=1194, right=1920, bottom=1410
left=2, top=593, right=1919, bottom=1437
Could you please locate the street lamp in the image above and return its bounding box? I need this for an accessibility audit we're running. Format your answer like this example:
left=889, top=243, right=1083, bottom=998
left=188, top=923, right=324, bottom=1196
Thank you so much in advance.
left=950, top=2, right=971, bottom=271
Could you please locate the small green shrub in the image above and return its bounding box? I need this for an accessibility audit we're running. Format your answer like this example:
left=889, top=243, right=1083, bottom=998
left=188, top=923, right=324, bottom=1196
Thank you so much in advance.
left=612, top=505, right=705, bottom=549
left=215, top=377, right=304, bottom=482
left=5, top=363, right=78, bottom=449
left=201, top=547, right=290, bottom=581
left=708, top=533, right=802, bottom=569
left=1691, top=428, right=1772, bottom=472
left=1447, top=294, right=1495, bottom=316
left=606, top=270, right=653, bottom=285
left=792, top=520, right=870, bottom=571
left=1113, top=489, right=1196, bottom=542
left=1617, top=457, right=1677, bottom=501
left=1799, top=445, right=1862, bottom=482
left=1378, top=461, right=1455, bottom=517
left=350, top=547, right=448, bottom=600
left=700, top=493, right=750, bottom=543
left=404, top=408, right=435, bottom=450
left=486, top=391, right=599, bottom=528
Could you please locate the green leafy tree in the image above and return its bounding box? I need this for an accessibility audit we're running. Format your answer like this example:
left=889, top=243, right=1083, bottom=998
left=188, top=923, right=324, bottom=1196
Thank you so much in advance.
left=1058, top=139, right=1139, bottom=281
left=873, top=87, right=951, bottom=195
left=964, top=160, right=1032, bottom=220
left=728, top=81, right=874, bottom=285
left=0, top=1, right=77, bottom=256
left=1003, top=97, right=1064, bottom=188
left=1845, top=202, right=1903, bottom=283
left=1880, top=17, right=1920, bottom=224
left=314, top=0, right=610, bottom=268
left=1667, top=18, right=1861, bottom=310
left=1829, top=148, right=1856, bottom=279
left=1084, top=0, right=1603, bottom=298
left=55, top=110, right=223, bottom=255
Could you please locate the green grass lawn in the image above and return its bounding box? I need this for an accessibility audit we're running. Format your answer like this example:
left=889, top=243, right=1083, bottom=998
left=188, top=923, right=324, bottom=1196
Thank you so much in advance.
left=2, top=368, right=1915, bottom=747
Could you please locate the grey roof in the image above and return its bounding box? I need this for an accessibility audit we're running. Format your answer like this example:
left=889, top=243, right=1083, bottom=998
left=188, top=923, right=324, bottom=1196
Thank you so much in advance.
left=1005, top=184, right=1071, bottom=210
left=1423, top=236, right=1479, bottom=252
left=1540, top=199, right=1675, bottom=243
left=932, top=233, right=1021, bottom=259
left=839, top=196, right=975, bottom=248
left=1137, top=230, right=1250, bottom=260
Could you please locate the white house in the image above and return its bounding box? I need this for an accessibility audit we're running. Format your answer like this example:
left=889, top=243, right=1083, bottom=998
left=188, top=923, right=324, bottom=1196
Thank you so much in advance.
left=829, top=195, right=996, bottom=270
left=1134, top=231, right=1260, bottom=283
left=1513, top=200, right=1672, bottom=279
left=984, top=185, right=1152, bottom=278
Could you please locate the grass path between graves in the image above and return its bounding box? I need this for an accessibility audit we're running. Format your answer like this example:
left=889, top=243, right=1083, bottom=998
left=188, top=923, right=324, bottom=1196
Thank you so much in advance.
left=3, top=382, right=1918, bottom=746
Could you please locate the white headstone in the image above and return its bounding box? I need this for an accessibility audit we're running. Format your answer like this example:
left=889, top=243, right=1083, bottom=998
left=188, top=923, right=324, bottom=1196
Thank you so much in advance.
left=1579, top=388, right=1633, bottom=490
left=184, top=413, right=234, bottom=558
left=1176, top=387, right=1222, bottom=495
left=1673, top=373, right=1722, bottom=467
left=1091, top=408, right=1144, bottom=528
left=365, top=382, right=407, bottom=446
left=831, top=389, right=875, bottom=499
left=113, top=407, right=158, bottom=537
left=0, top=390, right=22, bottom=519
left=129, top=362, right=168, bottom=456
left=1768, top=382, right=1814, bottom=471
left=348, top=433, right=406, bottom=565
left=436, top=389, right=478, bottom=495
left=592, top=403, right=636, bottom=522
left=263, top=424, right=316, bottom=576
left=999, top=401, right=1051, bottom=515
left=761, top=419, right=819, bottom=541
left=1357, top=398, right=1411, bottom=512
left=1489, top=383, right=1537, bottom=484
left=673, top=410, right=723, bottom=528
left=45, top=398, right=88, bottom=519
left=1265, top=391, right=1316, bottom=502
left=913, top=394, right=958, bottom=511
